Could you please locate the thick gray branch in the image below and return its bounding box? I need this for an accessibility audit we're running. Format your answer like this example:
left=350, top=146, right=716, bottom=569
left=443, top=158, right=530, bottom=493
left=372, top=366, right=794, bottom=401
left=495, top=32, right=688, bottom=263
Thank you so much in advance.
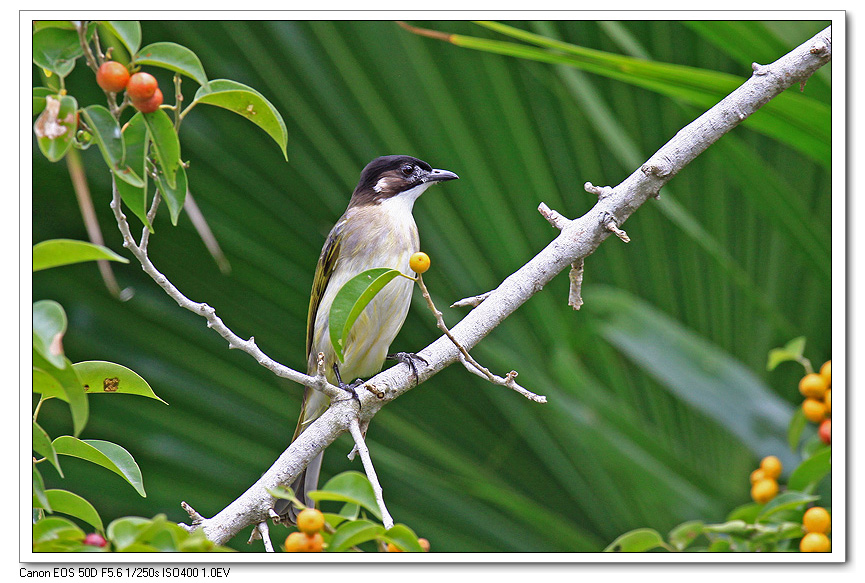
left=177, top=27, right=831, bottom=545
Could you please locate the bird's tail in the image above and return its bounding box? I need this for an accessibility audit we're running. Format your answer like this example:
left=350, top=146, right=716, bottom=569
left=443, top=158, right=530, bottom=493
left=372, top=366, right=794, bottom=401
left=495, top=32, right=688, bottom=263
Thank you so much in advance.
left=274, top=386, right=329, bottom=523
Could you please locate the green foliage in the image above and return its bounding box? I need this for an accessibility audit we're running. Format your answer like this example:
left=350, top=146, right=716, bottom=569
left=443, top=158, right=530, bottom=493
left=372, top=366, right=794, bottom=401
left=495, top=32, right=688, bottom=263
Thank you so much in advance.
left=33, top=239, right=129, bottom=271
left=328, top=268, right=408, bottom=362
left=32, top=20, right=832, bottom=552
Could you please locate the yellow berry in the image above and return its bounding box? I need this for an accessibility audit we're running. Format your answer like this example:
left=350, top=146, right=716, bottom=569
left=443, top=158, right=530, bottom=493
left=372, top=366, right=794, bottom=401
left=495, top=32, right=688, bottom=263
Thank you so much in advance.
left=284, top=531, right=308, bottom=552
left=409, top=251, right=430, bottom=274
left=760, top=455, right=783, bottom=480
left=820, top=360, right=831, bottom=387
left=803, top=507, right=831, bottom=534
left=751, top=478, right=778, bottom=504
left=296, top=508, right=325, bottom=535
left=418, top=537, right=430, bottom=552
left=824, top=389, right=831, bottom=415
left=749, top=468, right=766, bottom=484
left=799, top=373, right=828, bottom=399
left=802, top=398, right=827, bottom=423
left=800, top=532, right=830, bottom=552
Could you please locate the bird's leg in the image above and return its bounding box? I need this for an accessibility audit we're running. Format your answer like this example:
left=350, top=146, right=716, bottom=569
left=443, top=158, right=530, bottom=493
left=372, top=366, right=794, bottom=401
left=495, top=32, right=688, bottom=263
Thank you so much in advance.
left=387, top=352, right=428, bottom=387
left=332, top=362, right=362, bottom=404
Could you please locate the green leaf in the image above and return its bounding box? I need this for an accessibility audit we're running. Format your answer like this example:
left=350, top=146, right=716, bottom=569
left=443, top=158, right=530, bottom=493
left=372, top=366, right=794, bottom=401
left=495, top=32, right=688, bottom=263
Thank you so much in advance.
left=192, top=79, right=288, bottom=160
left=155, top=164, right=188, bottom=226
left=702, top=520, right=750, bottom=535
left=756, top=491, right=820, bottom=523
left=788, top=447, right=831, bottom=492
left=381, top=524, right=425, bottom=552
left=32, top=357, right=88, bottom=436
left=53, top=436, right=146, bottom=497
left=73, top=361, right=166, bottom=404
left=787, top=407, right=808, bottom=452
left=116, top=112, right=151, bottom=230
left=726, top=502, right=762, bottom=523
left=142, top=109, right=180, bottom=189
left=767, top=336, right=807, bottom=371
left=34, top=94, right=77, bottom=162
left=136, top=42, right=208, bottom=86
left=80, top=105, right=125, bottom=171
left=668, top=520, right=704, bottom=551
left=32, top=27, right=83, bottom=77
left=101, top=21, right=141, bottom=55
left=309, top=471, right=382, bottom=519
left=328, top=268, right=406, bottom=363
left=37, top=489, right=104, bottom=532
left=33, top=299, right=67, bottom=368
left=604, top=528, right=667, bottom=552
left=107, top=516, right=150, bottom=550
left=326, top=519, right=384, bottom=552
left=33, top=464, right=51, bottom=511
left=33, top=516, right=85, bottom=546
left=32, top=87, right=56, bottom=116
left=33, top=239, right=128, bottom=272
left=33, top=420, right=63, bottom=477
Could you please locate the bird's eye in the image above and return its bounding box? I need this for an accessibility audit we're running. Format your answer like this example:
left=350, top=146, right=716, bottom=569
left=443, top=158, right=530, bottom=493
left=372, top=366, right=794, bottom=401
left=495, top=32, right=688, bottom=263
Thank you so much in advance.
left=401, top=164, right=414, bottom=176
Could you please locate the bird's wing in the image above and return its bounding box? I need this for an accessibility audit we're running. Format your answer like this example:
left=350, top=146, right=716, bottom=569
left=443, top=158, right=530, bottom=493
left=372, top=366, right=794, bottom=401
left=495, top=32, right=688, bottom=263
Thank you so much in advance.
left=306, top=220, right=344, bottom=360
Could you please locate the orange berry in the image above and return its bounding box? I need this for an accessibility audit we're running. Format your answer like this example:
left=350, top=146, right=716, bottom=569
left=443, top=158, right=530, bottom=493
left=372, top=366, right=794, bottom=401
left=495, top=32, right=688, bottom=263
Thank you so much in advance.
left=386, top=542, right=403, bottom=552
left=96, top=61, right=130, bottom=93
left=284, top=531, right=308, bottom=552
left=751, top=478, right=778, bottom=504
left=418, top=538, right=430, bottom=552
left=760, top=455, right=783, bottom=480
left=800, top=532, right=830, bottom=552
left=126, top=71, right=158, bottom=100
left=824, top=389, right=831, bottom=415
left=132, top=87, right=163, bottom=114
left=749, top=468, right=766, bottom=484
left=802, top=398, right=827, bottom=423
left=819, top=418, right=831, bottom=445
left=803, top=507, right=831, bottom=534
left=296, top=508, right=325, bottom=535
left=799, top=373, right=828, bottom=399
left=409, top=251, right=430, bottom=274
left=820, top=360, right=831, bottom=387
left=306, top=531, right=324, bottom=552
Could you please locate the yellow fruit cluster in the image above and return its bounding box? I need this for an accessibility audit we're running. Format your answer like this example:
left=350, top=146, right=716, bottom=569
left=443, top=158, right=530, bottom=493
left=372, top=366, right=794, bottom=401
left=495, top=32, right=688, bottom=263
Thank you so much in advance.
left=800, top=360, right=831, bottom=424
left=800, top=507, right=831, bottom=552
left=284, top=508, right=326, bottom=552
left=750, top=456, right=782, bottom=504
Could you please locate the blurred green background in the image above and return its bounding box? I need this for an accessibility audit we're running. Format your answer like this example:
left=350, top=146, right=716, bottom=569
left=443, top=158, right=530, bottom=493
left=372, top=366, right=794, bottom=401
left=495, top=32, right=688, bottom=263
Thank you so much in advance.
left=32, top=20, right=831, bottom=552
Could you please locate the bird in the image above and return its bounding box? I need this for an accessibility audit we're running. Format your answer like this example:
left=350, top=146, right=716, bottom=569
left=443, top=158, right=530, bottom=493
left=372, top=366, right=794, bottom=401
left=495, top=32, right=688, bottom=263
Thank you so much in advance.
left=276, top=155, right=459, bottom=523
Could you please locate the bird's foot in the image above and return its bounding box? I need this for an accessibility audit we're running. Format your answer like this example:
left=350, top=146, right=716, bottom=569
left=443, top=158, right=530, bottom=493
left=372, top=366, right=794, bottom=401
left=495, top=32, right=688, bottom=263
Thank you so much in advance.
left=332, top=362, right=362, bottom=404
left=387, top=352, right=428, bottom=387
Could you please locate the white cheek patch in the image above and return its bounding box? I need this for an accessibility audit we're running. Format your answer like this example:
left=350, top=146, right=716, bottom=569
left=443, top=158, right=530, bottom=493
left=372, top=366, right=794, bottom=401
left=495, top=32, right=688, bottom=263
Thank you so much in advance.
left=374, top=177, right=392, bottom=193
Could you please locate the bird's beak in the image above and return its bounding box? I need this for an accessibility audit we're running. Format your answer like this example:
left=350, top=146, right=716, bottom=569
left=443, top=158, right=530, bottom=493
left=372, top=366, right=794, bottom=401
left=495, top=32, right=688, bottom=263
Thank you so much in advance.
left=426, top=168, right=459, bottom=183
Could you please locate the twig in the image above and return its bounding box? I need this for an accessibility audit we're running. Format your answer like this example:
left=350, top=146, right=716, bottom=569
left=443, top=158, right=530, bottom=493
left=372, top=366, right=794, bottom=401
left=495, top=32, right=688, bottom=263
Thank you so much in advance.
left=450, top=291, right=492, bottom=308
left=568, top=259, right=584, bottom=311
left=107, top=179, right=343, bottom=401
left=348, top=417, right=393, bottom=529
left=249, top=522, right=274, bottom=552
left=417, top=275, right=546, bottom=403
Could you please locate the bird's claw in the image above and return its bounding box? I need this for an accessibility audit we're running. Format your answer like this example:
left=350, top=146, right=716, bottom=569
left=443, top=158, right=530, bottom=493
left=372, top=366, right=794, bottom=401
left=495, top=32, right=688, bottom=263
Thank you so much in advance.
left=387, top=352, right=428, bottom=387
left=332, top=362, right=362, bottom=404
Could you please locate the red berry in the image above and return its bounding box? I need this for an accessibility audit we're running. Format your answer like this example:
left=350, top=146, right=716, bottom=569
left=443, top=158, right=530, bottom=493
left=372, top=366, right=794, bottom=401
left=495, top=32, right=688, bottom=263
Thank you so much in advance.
left=83, top=532, right=107, bottom=547
left=819, top=418, right=831, bottom=444
left=96, top=61, right=130, bottom=93
left=132, top=87, right=163, bottom=113
left=126, top=72, right=158, bottom=101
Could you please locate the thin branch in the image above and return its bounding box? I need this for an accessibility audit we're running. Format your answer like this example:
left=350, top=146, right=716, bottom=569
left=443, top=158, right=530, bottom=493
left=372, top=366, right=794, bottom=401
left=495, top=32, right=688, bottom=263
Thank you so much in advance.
left=348, top=418, right=393, bottom=530
left=107, top=180, right=343, bottom=401
left=250, top=522, right=274, bottom=552
left=416, top=275, right=546, bottom=403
